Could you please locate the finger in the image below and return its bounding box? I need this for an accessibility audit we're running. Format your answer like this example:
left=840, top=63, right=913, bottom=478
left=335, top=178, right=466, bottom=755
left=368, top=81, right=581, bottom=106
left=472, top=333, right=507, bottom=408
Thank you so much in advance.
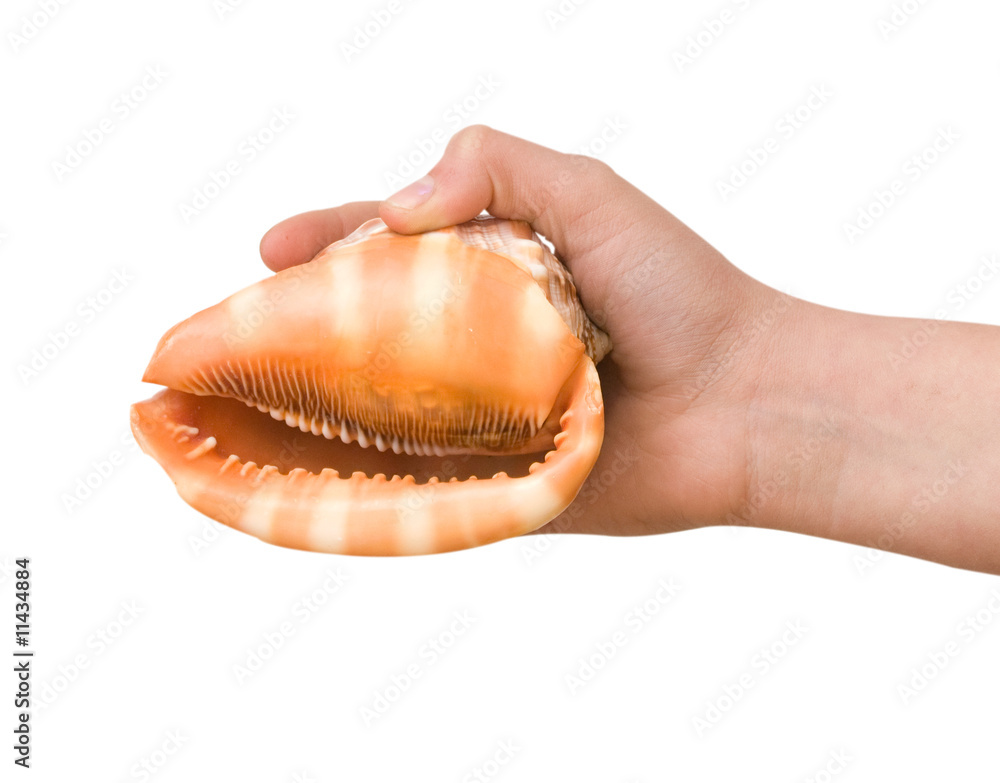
left=379, top=125, right=647, bottom=265
left=259, top=201, right=381, bottom=271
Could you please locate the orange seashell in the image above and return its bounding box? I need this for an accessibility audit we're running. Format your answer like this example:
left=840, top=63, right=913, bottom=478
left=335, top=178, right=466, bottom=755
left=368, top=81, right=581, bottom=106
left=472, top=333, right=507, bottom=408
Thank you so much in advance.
left=130, top=217, right=609, bottom=555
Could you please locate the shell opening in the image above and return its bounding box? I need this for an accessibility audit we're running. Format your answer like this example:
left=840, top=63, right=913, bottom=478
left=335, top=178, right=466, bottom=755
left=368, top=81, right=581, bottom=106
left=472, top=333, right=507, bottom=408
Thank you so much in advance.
left=130, top=356, right=602, bottom=556
left=137, top=388, right=553, bottom=486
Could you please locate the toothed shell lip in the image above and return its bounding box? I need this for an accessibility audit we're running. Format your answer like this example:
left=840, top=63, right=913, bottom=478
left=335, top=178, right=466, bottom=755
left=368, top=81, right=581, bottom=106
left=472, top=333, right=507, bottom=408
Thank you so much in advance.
left=130, top=388, right=549, bottom=486
left=130, top=355, right=603, bottom=555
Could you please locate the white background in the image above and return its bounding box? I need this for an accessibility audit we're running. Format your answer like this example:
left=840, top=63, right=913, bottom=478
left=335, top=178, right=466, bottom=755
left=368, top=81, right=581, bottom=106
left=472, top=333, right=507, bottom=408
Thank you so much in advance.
left=3, top=0, right=1000, bottom=780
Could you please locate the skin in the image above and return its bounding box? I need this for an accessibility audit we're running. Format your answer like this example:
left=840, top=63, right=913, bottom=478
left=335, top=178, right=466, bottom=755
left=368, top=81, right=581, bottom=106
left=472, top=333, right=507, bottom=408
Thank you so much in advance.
left=260, top=125, right=1000, bottom=575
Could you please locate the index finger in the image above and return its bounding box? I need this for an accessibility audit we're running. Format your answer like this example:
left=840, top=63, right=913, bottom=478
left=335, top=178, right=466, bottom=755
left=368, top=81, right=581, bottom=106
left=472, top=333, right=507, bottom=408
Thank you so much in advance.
left=259, top=200, right=382, bottom=271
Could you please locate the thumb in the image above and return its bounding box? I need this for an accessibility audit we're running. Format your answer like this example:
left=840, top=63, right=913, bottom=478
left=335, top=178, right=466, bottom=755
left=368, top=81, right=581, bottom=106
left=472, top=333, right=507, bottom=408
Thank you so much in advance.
left=378, top=126, right=738, bottom=374
left=379, top=125, right=645, bottom=270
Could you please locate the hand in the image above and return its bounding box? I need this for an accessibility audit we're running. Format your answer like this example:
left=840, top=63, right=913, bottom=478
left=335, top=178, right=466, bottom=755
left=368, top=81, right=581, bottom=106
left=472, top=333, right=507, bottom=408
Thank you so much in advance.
left=261, top=125, right=1000, bottom=573
left=260, top=126, right=778, bottom=540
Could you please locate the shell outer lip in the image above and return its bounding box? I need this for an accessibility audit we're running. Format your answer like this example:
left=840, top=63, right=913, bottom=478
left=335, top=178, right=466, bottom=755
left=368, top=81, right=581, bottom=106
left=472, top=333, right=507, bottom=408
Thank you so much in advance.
left=130, top=356, right=604, bottom=556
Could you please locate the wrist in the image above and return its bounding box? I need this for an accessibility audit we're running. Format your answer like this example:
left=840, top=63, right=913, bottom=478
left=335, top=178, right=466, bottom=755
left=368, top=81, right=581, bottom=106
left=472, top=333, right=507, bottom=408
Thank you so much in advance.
left=737, top=298, right=851, bottom=537
left=738, top=298, right=1000, bottom=573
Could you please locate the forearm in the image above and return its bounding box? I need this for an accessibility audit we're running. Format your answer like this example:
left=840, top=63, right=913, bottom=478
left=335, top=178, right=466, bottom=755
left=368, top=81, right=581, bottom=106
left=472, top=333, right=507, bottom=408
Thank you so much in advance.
left=743, top=298, right=1000, bottom=573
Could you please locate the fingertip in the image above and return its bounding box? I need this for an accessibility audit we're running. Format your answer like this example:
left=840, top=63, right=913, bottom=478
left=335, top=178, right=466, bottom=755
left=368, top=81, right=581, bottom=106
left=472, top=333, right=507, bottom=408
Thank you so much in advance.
left=258, top=202, right=381, bottom=271
left=259, top=212, right=321, bottom=272
left=377, top=199, right=414, bottom=234
left=380, top=174, right=457, bottom=235
left=258, top=222, right=287, bottom=272
left=381, top=165, right=491, bottom=235
left=384, top=175, right=435, bottom=212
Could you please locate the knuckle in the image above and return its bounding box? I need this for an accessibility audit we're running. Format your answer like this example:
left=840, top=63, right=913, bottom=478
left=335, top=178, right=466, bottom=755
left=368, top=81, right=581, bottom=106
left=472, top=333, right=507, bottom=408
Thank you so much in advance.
left=448, top=124, right=495, bottom=156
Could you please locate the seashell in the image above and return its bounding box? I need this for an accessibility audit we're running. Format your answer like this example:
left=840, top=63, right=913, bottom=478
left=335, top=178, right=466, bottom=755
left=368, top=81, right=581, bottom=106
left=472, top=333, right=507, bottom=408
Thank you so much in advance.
left=130, top=216, right=610, bottom=555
